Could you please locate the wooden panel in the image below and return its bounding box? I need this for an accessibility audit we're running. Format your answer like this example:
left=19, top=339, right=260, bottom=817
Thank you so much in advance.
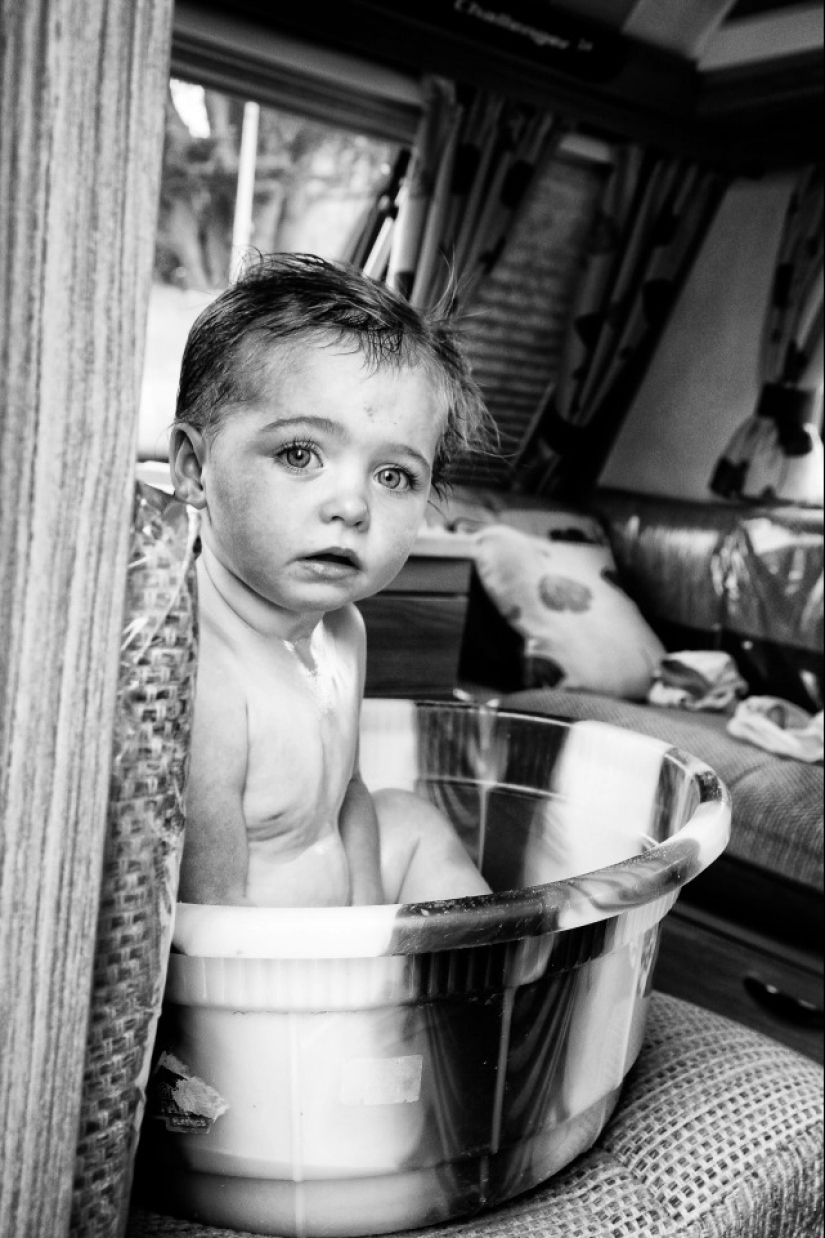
left=211, top=0, right=823, bottom=169
left=0, top=3, right=174, bottom=1235
left=361, top=595, right=469, bottom=697
left=383, top=556, right=473, bottom=595
left=171, top=2, right=420, bottom=143
left=677, top=852, right=823, bottom=953
left=223, top=0, right=706, bottom=156
left=655, top=904, right=823, bottom=1063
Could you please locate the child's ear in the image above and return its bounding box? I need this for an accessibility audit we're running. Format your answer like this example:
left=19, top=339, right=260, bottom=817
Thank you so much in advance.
left=170, top=423, right=208, bottom=509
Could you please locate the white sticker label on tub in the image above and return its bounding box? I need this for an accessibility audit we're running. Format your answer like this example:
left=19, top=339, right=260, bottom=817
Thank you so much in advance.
left=339, top=1055, right=424, bottom=1106
left=148, top=1051, right=229, bottom=1134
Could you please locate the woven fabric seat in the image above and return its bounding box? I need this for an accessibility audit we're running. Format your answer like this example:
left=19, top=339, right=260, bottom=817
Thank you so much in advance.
left=126, top=992, right=823, bottom=1238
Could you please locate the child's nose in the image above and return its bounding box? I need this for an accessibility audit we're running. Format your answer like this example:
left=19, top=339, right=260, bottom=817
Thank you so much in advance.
left=320, top=482, right=370, bottom=529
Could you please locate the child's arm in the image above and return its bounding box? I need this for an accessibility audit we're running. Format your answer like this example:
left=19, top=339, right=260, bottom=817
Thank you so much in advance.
left=179, top=659, right=252, bottom=905
left=333, top=604, right=384, bottom=905
left=338, top=768, right=385, bottom=905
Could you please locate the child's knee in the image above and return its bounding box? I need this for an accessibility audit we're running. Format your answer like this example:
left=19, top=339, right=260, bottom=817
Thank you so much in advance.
left=373, top=786, right=490, bottom=904
left=373, top=785, right=474, bottom=862
left=373, top=787, right=446, bottom=844
left=373, top=787, right=450, bottom=888
left=372, top=787, right=415, bottom=818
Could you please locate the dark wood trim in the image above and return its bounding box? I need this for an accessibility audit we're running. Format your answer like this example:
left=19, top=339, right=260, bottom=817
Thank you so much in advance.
left=170, top=27, right=421, bottom=142
left=656, top=904, right=823, bottom=1062
left=184, top=0, right=821, bottom=172
left=695, top=48, right=824, bottom=167
left=384, top=557, right=473, bottom=596
left=696, top=110, right=822, bottom=171
left=678, top=851, right=824, bottom=954
left=185, top=0, right=702, bottom=152
left=699, top=47, right=824, bottom=118
left=361, top=594, right=470, bottom=697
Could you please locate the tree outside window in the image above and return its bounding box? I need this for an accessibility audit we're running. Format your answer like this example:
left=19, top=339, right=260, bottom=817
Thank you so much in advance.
left=139, top=80, right=399, bottom=459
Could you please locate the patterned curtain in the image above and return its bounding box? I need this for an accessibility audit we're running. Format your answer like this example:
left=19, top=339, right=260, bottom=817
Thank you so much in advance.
left=709, top=164, right=824, bottom=506
left=512, top=146, right=728, bottom=498
left=346, top=76, right=566, bottom=312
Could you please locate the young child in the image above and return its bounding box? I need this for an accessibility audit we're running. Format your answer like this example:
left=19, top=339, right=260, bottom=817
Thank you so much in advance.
left=170, top=253, right=493, bottom=908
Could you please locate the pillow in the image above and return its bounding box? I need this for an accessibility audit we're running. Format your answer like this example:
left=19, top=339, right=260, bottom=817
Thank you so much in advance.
left=472, top=524, right=666, bottom=700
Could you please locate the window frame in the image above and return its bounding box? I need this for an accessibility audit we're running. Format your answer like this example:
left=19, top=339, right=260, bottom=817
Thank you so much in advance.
left=171, top=0, right=423, bottom=143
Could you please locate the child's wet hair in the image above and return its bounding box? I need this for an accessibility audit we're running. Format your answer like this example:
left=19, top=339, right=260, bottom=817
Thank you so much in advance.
left=174, top=252, right=493, bottom=489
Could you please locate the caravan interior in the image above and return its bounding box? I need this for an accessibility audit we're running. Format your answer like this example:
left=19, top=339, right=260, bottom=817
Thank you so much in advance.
left=137, top=0, right=824, bottom=1039
left=1, top=3, right=822, bottom=1237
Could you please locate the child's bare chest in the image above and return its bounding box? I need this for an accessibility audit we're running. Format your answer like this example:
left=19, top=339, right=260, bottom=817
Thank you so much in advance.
left=240, top=639, right=361, bottom=843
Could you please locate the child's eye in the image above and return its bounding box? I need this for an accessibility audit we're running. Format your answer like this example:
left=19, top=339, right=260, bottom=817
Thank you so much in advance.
left=277, top=441, right=320, bottom=472
left=375, top=466, right=415, bottom=492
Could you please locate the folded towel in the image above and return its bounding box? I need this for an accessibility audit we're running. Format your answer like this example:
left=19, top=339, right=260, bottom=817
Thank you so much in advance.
left=727, top=697, right=824, bottom=763
left=648, top=651, right=748, bottom=713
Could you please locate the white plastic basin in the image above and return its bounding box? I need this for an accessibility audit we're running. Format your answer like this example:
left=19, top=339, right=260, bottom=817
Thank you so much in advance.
left=142, top=700, right=730, bottom=1236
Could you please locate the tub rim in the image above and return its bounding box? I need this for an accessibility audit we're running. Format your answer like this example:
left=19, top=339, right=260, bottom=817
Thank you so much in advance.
left=172, top=707, right=731, bottom=960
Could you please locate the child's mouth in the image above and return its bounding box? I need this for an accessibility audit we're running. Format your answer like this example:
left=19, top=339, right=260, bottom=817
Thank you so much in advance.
left=304, top=548, right=362, bottom=571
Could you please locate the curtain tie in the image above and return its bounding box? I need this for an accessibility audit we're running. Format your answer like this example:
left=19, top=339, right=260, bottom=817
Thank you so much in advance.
left=756, top=381, right=818, bottom=456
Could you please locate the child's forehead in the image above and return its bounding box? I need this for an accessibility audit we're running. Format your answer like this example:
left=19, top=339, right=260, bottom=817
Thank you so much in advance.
left=237, top=334, right=447, bottom=410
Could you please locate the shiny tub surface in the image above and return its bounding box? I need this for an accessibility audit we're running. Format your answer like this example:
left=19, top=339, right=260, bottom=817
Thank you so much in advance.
left=143, top=701, right=730, bottom=1236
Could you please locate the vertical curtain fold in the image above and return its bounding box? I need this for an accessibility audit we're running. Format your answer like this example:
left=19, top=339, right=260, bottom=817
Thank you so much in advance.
left=710, top=163, right=824, bottom=506
left=513, top=147, right=729, bottom=497
left=761, top=165, right=824, bottom=391
left=350, top=76, right=565, bottom=313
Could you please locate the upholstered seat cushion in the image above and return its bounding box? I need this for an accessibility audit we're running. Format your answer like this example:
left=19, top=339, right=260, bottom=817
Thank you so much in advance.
left=500, top=688, right=823, bottom=893
left=590, top=490, right=823, bottom=712
left=127, top=993, right=823, bottom=1238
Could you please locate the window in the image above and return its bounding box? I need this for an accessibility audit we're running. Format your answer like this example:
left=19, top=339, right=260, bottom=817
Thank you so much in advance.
left=455, top=142, right=610, bottom=487
left=138, top=4, right=611, bottom=489
left=138, top=80, right=404, bottom=459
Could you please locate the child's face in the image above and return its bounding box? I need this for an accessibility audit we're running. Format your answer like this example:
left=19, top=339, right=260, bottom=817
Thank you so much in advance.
left=186, top=342, right=444, bottom=620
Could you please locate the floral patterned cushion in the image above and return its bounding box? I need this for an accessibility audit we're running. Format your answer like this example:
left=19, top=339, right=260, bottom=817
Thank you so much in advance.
left=472, top=523, right=665, bottom=700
